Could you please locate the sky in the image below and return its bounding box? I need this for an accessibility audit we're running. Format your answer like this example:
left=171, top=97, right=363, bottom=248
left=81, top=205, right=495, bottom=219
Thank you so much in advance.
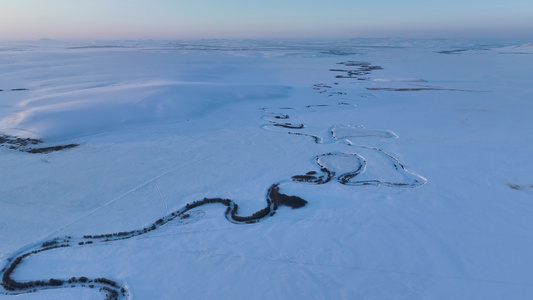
left=0, top=0, right=532, bottom=40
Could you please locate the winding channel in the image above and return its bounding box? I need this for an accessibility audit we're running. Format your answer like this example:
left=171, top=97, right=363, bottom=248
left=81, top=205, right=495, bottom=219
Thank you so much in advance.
left=1, top=145, right=424, bottom=299
left=1, top=59, right=426, bottom=299
left=1, top=148, right=412, bottom=299
left=1, top=183, right=308, bottom=299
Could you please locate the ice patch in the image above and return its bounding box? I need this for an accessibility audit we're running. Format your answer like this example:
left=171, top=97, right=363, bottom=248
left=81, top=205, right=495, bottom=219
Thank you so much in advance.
left=332, top=125, right=398, bottom=139
left=317, top=153, right=365, bottom=177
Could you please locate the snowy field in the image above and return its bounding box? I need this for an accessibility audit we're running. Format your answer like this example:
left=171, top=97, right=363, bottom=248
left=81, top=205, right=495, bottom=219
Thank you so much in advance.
left=1, top=38, right=532, bottom=299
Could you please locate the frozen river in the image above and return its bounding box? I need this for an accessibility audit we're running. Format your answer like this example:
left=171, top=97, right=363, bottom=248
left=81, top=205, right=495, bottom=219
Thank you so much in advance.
left=1, top=38, right=532, bottom=299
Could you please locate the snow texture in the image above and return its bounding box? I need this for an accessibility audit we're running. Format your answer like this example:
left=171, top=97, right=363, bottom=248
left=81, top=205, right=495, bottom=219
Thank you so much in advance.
left=1, top=38, right=533, bottom=299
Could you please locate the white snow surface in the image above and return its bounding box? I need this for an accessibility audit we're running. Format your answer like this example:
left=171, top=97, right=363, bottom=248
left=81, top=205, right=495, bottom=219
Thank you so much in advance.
left=1, top=38, right=533, bottom=299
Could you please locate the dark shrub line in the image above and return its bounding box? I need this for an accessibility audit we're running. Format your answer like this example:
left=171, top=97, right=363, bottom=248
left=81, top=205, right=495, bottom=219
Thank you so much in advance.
left=1, top=146, right=422, bottom=299
left=24, top=144, right=79, bottom=154
left=0, top=134, right=79, bottom=154
left=272, top=123, right=304, bottom=129
left=287, top=132, right=321, bottom=144
left=2, top=180, right=312, bottom=299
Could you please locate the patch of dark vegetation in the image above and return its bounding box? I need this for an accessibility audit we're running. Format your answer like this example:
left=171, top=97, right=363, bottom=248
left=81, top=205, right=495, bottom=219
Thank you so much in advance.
left=313, top=83, right=332, bottom=89
left=321, top=49, right=359, bottom=56
left=231, top=203, right=271, bottom=222
left=24, top=144, right=79, bottom=154
left=306, top=104, right=329, bottom=109
left=287, top=132, right=321, bottom=144
left=100, top=286, right=119, bottom=300
left=0, top=134, right=42, bottom=147
left=508, top=183, right=533, bottom=191
left=185, top=197, right=232, bottom=210
left=338, top=61, right=376, bottom=67
left=1, top=134, right=79, bottom=154
left=335, top=75, right=369, bottom=80
left=329, top=92, right=347, bottom=96
left=273, top=123, right=304, bottom=129
left=10, top=88, right=29, bottom=91
left=94, top=278, right=118, bottom=287
left=437, top=49, right=469, bottom=54
left=41, top=240, right=59, bottom=248
left=1, top=252, right=68, bottom=291
left=89, top=230, right=137, bottom=240
left=261, top=107, right=290, bottom=120
left=313, top=83, right=332, bottom=93
left=508, top=183, right=522, bottom=190
left=269, top=185, right=307, bottom=209
left=328, top=61, right=383, bottom=80
left=291, top=174, right=319, bottom=182
left=338, top=164, right=366, bottom=184
left=48, top=278, right=64, bottom=286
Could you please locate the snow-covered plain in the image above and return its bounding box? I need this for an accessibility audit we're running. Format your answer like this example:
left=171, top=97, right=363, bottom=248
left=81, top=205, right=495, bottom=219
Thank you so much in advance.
left=1, top=38, right=533, bottom=299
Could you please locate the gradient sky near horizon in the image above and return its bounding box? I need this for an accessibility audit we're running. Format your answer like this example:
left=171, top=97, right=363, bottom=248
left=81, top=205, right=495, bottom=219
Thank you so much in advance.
left=1, top=0, right=532, bottom=40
